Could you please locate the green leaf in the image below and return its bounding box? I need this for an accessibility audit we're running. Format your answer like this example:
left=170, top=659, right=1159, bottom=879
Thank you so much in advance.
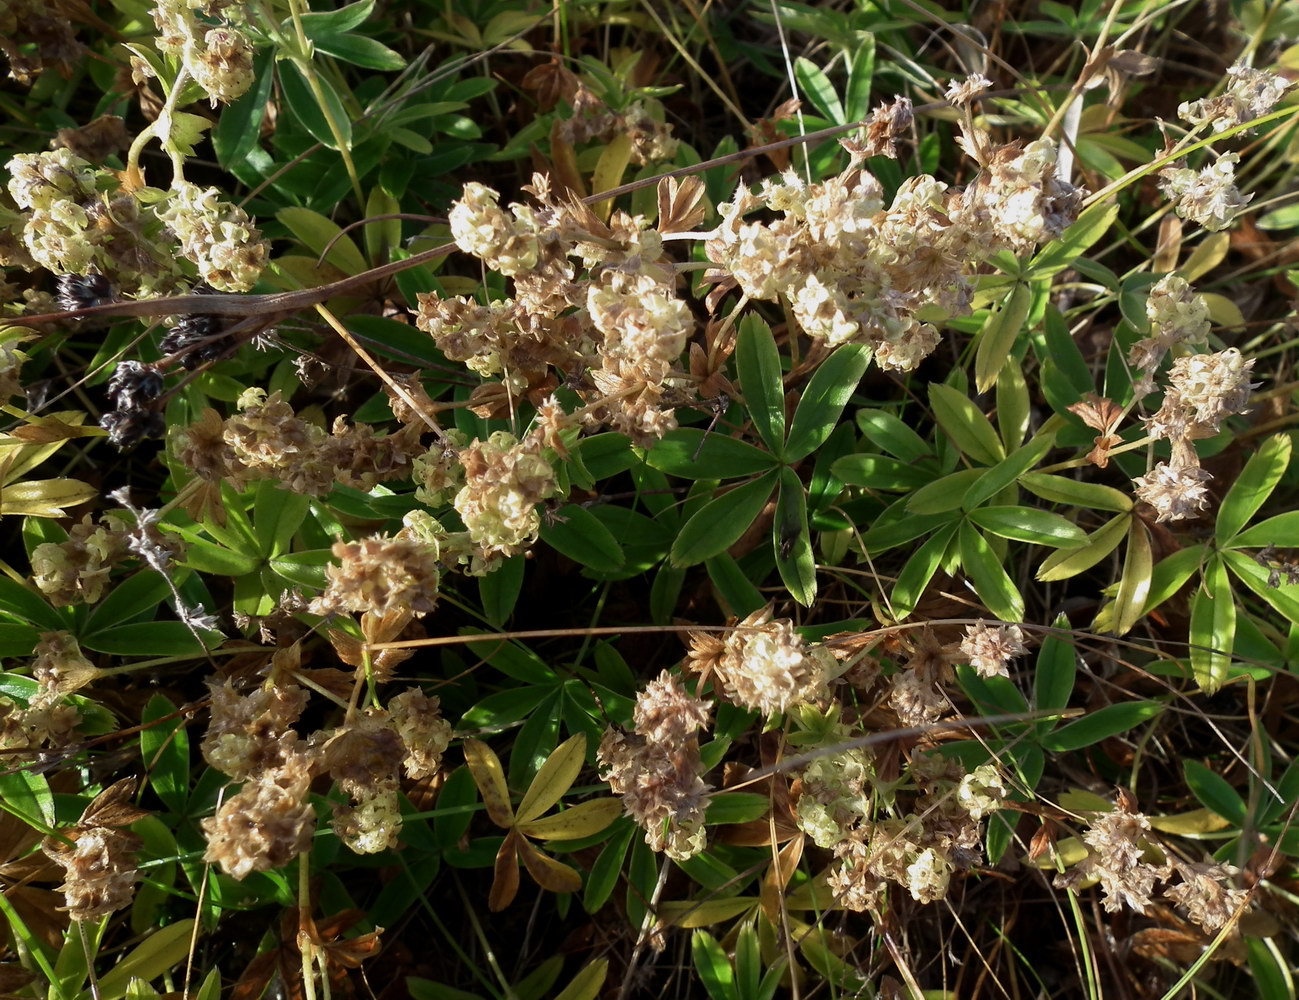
left=1183, top=759, right=1247, bottom=825
left=1190, top=558, right=1235, bottom=694
left=963, top=435, right=1054, bottom=511
left=278, top=205, right=367, bottom=274
left=583, top=822, right=633, bottom=914
left=1020, top=472, right=1132, bottom=512
left=968, top=506, right=1087, bottom=548
left=843, top=36, right=876, bottom=123
left=1144, top=544, right=1206, bottom=615
left=346, top=314, right=447, bottom=367
left=1217, top=433, right=1292, bottom=543
left=268, top=549, right=334, bottom=590
left=1033, top=617, right=1076, bottom=731
left=774, top=467, right=815, bottom=606
left=997, top=355, right=1031, bottom=450
left=0, top=576, right=65, bottom=630
left=784, top=344, right=869, bottom=461
left=705, top=792, right=770, bottom=825
left=860, top=508, right=957, bottom=553
left=1040, top=700, right=1163, bottom=752
left=975, top=282, right=1031, bottom=393
left=831, top=453, right=934, bottom=490
left=81, top=623, right=210, bottom=657
left=692, top=931, right=736, bottom=1000
left=1037, top=512, right=1129, bottom=582
left=794, top=56, right=845, bottom=123
left=296, top=0, right=374, bottom=36
left=856, top=408, right=931, bottom=462
left=479, top=555, right=525, bottom=628
left=906, top=468, right=983, bottom=514
left=141, top=694, right=189, bottom=814
left=959, top=522, right=1024, bottom=622
left=314, top=32, right=406, bottom=70
left=736, top=314, right=786, bottom=454
left=644, top=429, right=780, bottom=479
left=181, top=538, right=261, bottom=576
left=1246, top=938, right=1295, bottom=1000
left=0, top=768, right=54, bottom=829
left=1230, top=510, right=1299, bottom=550
left=541, top=504, right=625, bottom=573
left=1223, top=549, right=1299, bottom=625
left=1027, top=201, right=1121, bottom=278
left=212, top=48, right=275, bottom=167
left=929, top=383, right=1004, bottom=466
left=671, top=472, right=778, bottom=567
left=277, top=61, right=353, bottom=152
left=96, top=921, right=197, bottom=1000
left=83, top=571, right=174, bottom=633
left=253, top=481, right=310, bottom=558
left=891, top=522, right=957, bottom=620
left=706, top=553, right=766, bottom=618
left=1110, top=519, right=1153, bottom=635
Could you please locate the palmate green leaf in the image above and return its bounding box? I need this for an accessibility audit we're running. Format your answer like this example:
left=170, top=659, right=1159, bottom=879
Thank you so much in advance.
left=1191, top=558, right=1236, bottom=694
left=1217, top=433, right=1292, bottom=543
left=1222, top=549, right=1299, bottom=625
left=1020, top=472, right=1133, bottom=512
left=860, top=506, right=956, bottom=553
left=670, top=471, right=778, bottom=567
left=277, top=61, right=353, bottom=151
left=1040, top=700, right=1163, bottom=752
left=906, top=468, right=982, bottom=514
left=95, top=920, right=197, bottom=1000
left=541, top=504, right=624, bottom=573
left=856, top=408, right=931, bottom=462
left=736, top=314, right=786, bottom=454
left=774, top=466, right=815, bottom=606
left=1110, top=519, right=1153, bottom=635
left=964, top=435, right=1055, bottom=511
left=959, top=522, right=1024, bottom=622
left=975, top=281, right=1031, bottom=393
left=892, top=522, right=958, bottom=620
left=644, top=428, right=780, bottom=479
left=1037, top=512, right=1128, bottom=582
left=929, top=383, right=1004, bottom=466
left=831, top=453, right=934, bottom=490
left=253, top=481, right=310, bottom=558
left=1230, top=510, right=1299, bottom=550
left=1027, top=201, right=1121, bottom=278
left=784, top=344, right=869, bottom=461
left=968, top=506, right=1087, bottom=548
left=83, top=571, right=174, bottom=632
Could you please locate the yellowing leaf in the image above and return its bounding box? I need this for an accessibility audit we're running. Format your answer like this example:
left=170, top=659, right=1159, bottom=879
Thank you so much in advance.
left=277, top=206, right=369, bottom=276
left=1110, top=519, right=1152, bottom=635
left=489, top=829, right=521, bottom=911
left=517, top=797, right=622, bottom=840
left=1148, top=807, right=1233, bottom=836
left=659, top=896, right=758, bottom=928
left=591, top=133, right=633, bottom=222
left=517, top=838, right=583, bottom=895
left=1, top=478, right=97, bottom=517
left=516, top=732, right=586, bottom=824
left=553, top=958, right=609, bottom=1000
left=1181, top=231, right=1230, bottom=282
left=463, top=738, right=515, bottom=827
left=1200, top=292, right=1246, bottom=331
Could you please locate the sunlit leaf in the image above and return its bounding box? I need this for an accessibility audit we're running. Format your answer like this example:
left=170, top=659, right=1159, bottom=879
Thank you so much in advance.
left=463, top=738, right=515, bottom=827
left=516, top=733, right=586, bottom=825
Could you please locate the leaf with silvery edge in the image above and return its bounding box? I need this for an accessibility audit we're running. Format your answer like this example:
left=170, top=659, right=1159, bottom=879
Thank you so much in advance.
left=1190, top=557, right=1235, bottom=694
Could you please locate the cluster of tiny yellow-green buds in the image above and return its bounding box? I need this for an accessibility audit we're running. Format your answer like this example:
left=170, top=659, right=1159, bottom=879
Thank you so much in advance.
left=157, top=180, right=267, bottom=291
left=150, top=0, right=254, bottom=104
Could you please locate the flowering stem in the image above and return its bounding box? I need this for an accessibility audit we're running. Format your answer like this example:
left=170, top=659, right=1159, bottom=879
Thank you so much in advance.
left=297, top=858, right=317, bottom=1000
left=125, top=67, right=193, bottom=185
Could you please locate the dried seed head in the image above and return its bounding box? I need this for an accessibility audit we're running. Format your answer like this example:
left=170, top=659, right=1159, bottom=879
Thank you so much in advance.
left=157, top=181, right=267, bottom=291
left=1159, top=153, right=1252, bottom=231
left=1164, top=859, right=1248, bottom=933
left=388, top=688, right=453, bottom=780
left=1179, top=63, right=1293, bottom=134
left=202, top=679, right=309, bottom=781
left=1133, top=461, right=1213, bottom=522
left=310, top=534, right=441, bottom=617
left=959, top=622, right=1027, bottom=679
left=332, top=784, right=402, bottom=855
left=201, top=757, right=316, bottom=880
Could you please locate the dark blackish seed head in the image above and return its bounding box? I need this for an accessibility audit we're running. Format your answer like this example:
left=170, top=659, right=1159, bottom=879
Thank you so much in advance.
left=57, top=273, right=115, bottom=313
left=100, top=409, right=166, bottom=449
left=161, top=312, right=230, bottom=369
left=108, top=360, right=165, bottom=410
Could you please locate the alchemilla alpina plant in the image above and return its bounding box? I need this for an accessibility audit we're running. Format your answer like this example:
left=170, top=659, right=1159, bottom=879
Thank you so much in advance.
left=0, top=4, right=1297, bottom=999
